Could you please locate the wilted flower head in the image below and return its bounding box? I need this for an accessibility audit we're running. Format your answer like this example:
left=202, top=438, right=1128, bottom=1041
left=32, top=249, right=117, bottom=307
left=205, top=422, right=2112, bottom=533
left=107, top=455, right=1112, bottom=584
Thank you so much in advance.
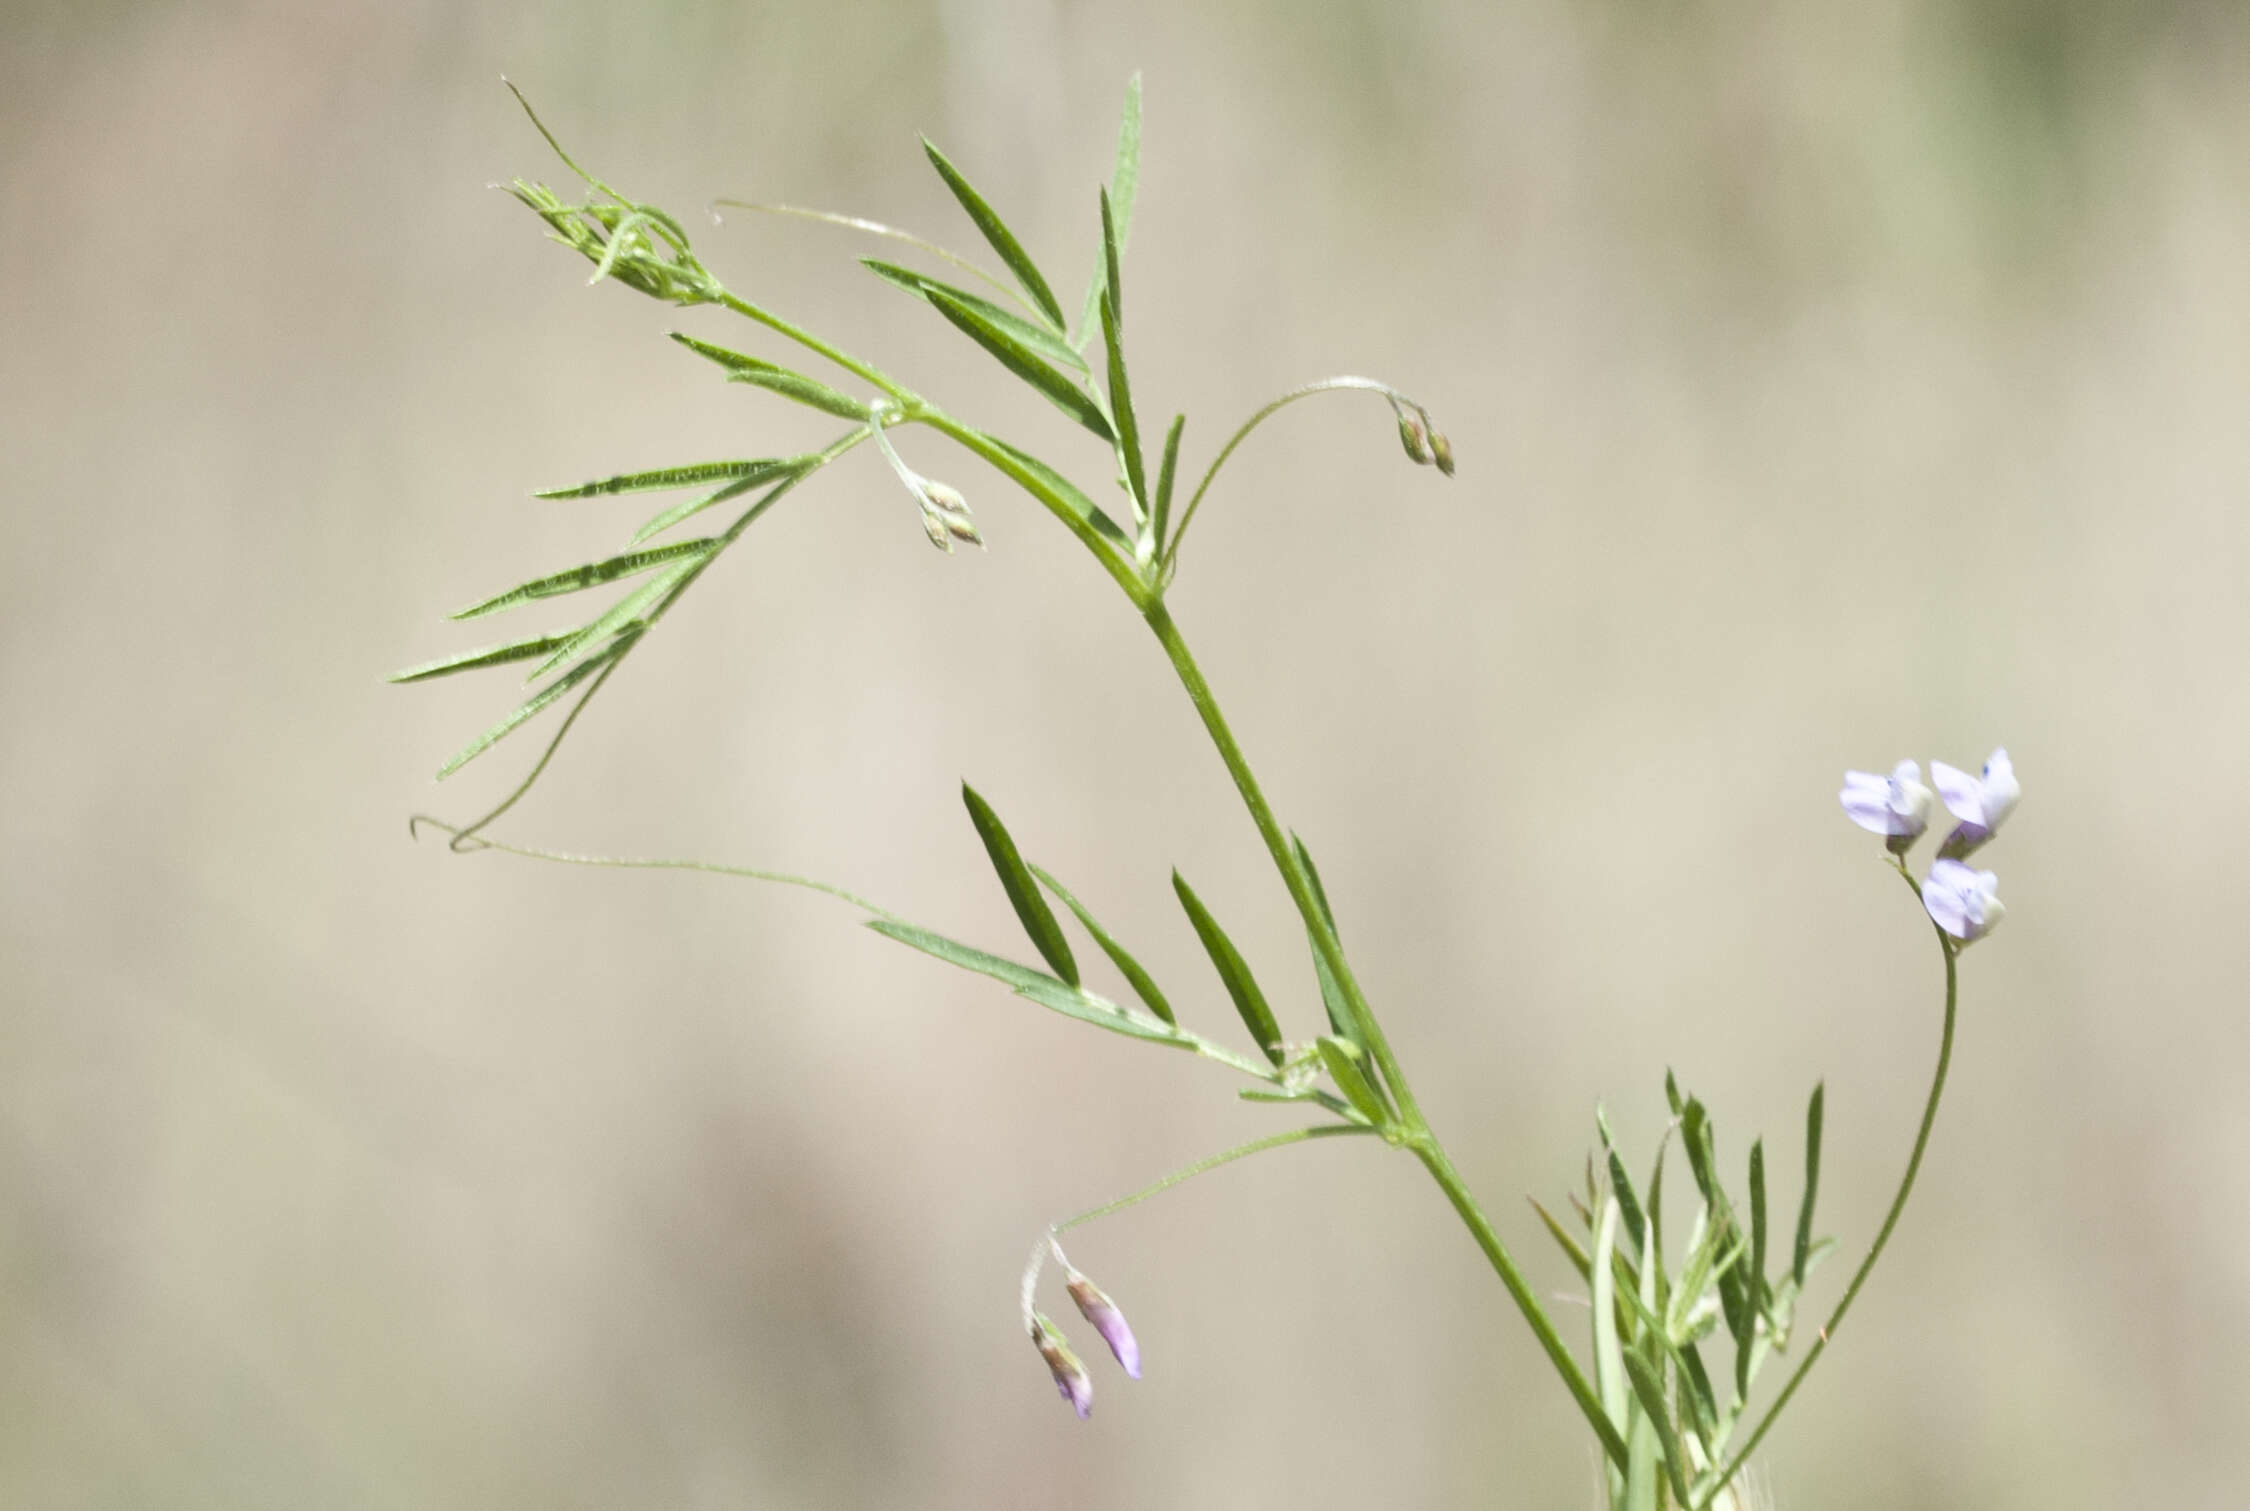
left=1932, top=749, right=2019, bottom=859
left=1030, top=1314, right=1093, bottom=1420
left=1066, top=1269, right=1141, bottom=1380
left=1841, top=760, right=1936, bottom=853
left=1922, top=858, right=2005, bottom=942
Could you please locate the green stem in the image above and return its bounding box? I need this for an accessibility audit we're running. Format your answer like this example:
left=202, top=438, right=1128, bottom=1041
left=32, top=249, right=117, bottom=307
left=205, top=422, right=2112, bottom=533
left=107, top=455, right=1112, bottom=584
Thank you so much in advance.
left=1054, top=1124, right=1375, bottom=1234
left=1692, top=931, right=1960, bottom=1509
left=1415, top=1138, right=1632, bottom=1470
left=913, top=409, right=1153, bottom=605
left=1158, top=376, right=1423, bottom=573
left=1140, top=598, right=1629, bottom=1471
left=715, top=289, right=915, bottom=405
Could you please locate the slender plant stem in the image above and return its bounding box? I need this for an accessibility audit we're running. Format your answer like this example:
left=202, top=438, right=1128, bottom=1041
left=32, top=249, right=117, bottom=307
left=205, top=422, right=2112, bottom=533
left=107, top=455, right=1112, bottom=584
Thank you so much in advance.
left=1139, top=598, right=1630, bottom=1471
left=1414, top=1136, right=1634, bottom=1470
left=708, top=199, right=1030, bottom=311
left=1140, top=604, right=1408, bottom=1115
left=1054, top=1124, right=1376, bottom=1234
left=912, top=409, right=1153, bottom=605
left=715, top=289, right=915, bottom=405
left=1158, top=377, right=1422, bottom=573
left=1692, top=930, right=1961, bottom=1509
left=403, top=818, right=902, bottom=917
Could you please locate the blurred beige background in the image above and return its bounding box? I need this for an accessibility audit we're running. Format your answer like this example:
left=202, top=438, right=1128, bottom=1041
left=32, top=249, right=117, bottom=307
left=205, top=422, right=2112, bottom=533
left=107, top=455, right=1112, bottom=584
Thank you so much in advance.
left=5, top=0, right=2247, bottom=1506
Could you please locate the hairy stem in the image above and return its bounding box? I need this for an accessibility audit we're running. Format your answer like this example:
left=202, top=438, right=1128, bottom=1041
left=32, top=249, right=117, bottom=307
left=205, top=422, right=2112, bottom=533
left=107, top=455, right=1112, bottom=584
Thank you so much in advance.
left=1692, top=930, right=1961, bottom=1508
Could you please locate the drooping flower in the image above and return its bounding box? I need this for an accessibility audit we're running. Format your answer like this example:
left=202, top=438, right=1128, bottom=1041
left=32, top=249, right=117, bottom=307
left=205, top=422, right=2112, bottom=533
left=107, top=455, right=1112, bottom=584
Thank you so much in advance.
left=1922, top=858, right=2005, bottom=942
left=1840, top=760, right=1936, bottom=853
left=1931, top=749, right=2019, bottom=859
left=1066, top=1269, right=1142, bottom=1380
left=1030, top=1314, right=1093, bottom=1420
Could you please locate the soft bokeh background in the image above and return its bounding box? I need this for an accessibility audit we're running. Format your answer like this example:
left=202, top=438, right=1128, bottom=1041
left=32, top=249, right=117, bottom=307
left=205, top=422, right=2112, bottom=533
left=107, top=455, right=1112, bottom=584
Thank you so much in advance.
left=5, top=1, right=2247, bottom=1506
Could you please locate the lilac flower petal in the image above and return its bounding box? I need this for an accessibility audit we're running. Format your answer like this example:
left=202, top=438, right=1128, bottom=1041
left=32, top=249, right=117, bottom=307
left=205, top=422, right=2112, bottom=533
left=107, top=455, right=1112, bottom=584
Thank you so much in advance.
left=1930, top=762, right=1983, bottom=825
left=1980, top=749, right=2020, bottom=828
left=1069, top=1274, right=1141, bottom=1379
left=1925, top=859, right=2005, bottom=941
left=1841, top=786, right=1900, bottom=834
left=1923, top=874, right=1971, bottom=937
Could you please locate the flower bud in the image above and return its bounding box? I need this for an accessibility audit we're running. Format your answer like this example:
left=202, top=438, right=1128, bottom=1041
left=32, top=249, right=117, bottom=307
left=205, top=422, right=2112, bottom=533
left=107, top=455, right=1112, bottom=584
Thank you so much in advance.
left=1428, top=428, right=1455, bottom=476
left=1030, top=1314, right=1093, bottom=1419
left=913, top=478, right=983, bottom=551
left=1396, top=412, right=1435, bottom=465
left=1065, top=1270, right=1141, bottom=1379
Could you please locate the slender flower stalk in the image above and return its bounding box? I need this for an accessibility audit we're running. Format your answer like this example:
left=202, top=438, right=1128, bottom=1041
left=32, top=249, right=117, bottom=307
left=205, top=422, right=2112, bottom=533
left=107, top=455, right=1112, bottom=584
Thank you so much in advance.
left=1693, top=929, right=1960, bottom=1510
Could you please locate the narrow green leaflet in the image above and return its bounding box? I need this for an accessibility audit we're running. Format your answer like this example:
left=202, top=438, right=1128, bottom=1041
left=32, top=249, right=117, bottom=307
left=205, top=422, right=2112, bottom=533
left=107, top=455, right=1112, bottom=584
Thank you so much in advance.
left=864, top=918, right=1187, bottom=1047
left=1747, top=1138, right=1770, bottom=1316
left=1529, top=1196, right=1594, bottom=1281
left=861, top=259, right=1085, bottom=373
left=534, top=458, right=794, bottom=499
left=1738, top=1140, right=1768, bottom=1403
left=1608, top=1146, right=1649, bottom=1257
left=1029, top=864, right=1177, bottom=1025
left=925, top=288, right=1114, bottom=441
left=1678, top=1341, right=1720, bottom=1441
left=390, top=632, right=575, bottom=684
left=1074, top=72, right=1143, bottom=348
left=1290, top=833, right=1358, bottom=1045
left=435, top=641, right=626, bottom=778
left=527, top=558, right=701, bottom=682
left=1794, top=1082, right=1825, bottom=1287
left=1150, top=413, right=1183, bottom=554
left=960, top=783, right=1078, bottom=987
left=1098, top=286, right=1147, bottom=515
left=450, top=539, right=714, bottom=621
left=629, top=470, right=767, bottom=546
left=1172, top=871, right=1285, bottom=1065
left=1316, top=1035, right=1389, bottom=1126
left=1292, top=833, right=1339, bottom=934
left=1622, top=1349, right=1693, bottom=1508
left=668, top=332, right=869, bottom=419
left=1591, top=1197, right=1630, bottom=1506
left=724, top=367, right=869, bottom=421
left=981, top=435, right=1134, bottom=551
left=921, top=138, right=1067, bottom=329
left=1645, top=1135, right=1670, bottom=1304
left=1681, top=1097, right=1753, bottom=1363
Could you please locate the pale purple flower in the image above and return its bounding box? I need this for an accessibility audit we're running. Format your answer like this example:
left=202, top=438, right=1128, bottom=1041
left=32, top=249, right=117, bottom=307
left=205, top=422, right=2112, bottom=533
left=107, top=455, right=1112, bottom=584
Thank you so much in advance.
left=1031, top=1315, right=1093, bottom=1420
left=1931, top=748, right=2018, bottom=859
left=1922, top=858, right=2005, bottom=942
left=1066, top=1270, right=1142, bottom=1380
left=1841, top=760, right=1936, bottom=853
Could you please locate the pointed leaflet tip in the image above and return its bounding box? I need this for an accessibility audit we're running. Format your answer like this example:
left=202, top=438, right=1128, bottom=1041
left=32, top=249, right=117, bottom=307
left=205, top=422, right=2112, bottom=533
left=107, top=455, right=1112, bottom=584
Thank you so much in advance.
left=960, top=783, right=1078, bottom=987
left=1172, top=870, right=1285, bottom=1066
left=1794, top=1081, right=1824, bottom=1286
left=921, top=138, right=1067, bottom=330
left=1029, top=865, right=1177, bottom=1026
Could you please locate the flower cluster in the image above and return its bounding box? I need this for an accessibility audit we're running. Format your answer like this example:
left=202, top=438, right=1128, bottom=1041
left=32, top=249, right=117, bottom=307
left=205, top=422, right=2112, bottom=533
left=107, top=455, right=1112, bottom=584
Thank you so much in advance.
left=1841, top=749, right=2018, bottom=942
left=1022, top=1236, right=1141, bottom=1419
